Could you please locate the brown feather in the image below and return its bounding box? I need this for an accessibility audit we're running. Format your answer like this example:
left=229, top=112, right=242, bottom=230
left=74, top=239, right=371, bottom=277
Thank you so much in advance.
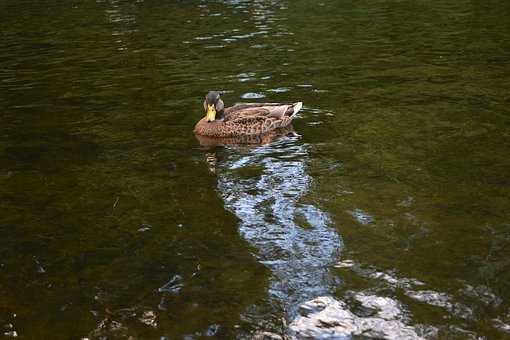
left=195, top=125, right=296, bottom=147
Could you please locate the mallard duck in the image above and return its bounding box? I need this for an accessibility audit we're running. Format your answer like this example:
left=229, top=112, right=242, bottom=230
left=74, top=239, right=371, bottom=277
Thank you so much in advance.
left=194, top=91, right=302, bottom=138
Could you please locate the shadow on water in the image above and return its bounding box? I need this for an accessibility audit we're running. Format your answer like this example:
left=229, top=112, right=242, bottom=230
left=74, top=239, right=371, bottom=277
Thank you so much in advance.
left=201, top=132, right=342, bottom=322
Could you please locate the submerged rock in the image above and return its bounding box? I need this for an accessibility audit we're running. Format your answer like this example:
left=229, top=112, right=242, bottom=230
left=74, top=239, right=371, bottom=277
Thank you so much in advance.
left=139, top=310, right=157, bottom=328
left=289, top=296, right=424, bottom=339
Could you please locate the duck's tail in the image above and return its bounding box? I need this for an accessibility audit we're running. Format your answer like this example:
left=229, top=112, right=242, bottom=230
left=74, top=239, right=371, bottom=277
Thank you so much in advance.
left=288, top=102, right=303, bottom=118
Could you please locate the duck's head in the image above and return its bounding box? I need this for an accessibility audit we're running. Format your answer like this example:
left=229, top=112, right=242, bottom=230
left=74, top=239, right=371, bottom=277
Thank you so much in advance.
left=203, top=91, right=225, bottom=122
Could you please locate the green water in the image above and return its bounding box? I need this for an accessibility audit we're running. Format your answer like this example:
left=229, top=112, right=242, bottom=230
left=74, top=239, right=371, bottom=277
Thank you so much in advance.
left=1, top=0, right=509, bottom=338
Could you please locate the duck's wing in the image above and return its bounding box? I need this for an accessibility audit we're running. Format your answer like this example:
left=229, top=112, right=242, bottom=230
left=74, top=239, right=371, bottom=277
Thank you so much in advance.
left=223, top=102, right=302, bottom=135
left=225, top=102, right=302, bottom=120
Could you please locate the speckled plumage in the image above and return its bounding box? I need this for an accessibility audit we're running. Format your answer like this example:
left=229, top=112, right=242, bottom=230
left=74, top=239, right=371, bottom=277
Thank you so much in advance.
left=195, top=125, right=296, bottom=147
left=194, top=101, right=303, bottom=138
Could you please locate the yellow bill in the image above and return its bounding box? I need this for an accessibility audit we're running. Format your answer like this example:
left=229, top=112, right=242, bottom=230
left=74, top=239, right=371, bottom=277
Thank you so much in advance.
left=206, top=104, right=216, bottom=122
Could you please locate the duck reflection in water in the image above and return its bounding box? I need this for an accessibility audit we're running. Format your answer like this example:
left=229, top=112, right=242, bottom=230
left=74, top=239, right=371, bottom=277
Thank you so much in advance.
left=199, top=129, right=342, bottom=321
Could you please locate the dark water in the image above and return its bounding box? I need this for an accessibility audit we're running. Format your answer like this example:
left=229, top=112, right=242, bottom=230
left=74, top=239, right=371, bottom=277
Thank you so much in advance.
left=1, top=0, right=510, bottom=338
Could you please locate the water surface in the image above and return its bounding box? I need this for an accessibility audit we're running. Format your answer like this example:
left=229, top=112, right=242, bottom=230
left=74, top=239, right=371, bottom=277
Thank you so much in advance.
left=1, top=0, right=509, bottom=338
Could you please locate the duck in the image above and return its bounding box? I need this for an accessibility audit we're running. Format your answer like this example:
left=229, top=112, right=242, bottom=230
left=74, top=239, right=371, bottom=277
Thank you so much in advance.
left=194, top=91, right=302, bottom=138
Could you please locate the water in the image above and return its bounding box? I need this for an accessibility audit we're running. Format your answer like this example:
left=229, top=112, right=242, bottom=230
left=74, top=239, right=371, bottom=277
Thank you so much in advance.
left=214, top=139, right=341, bottom=316
left=1, top=0, right=509, bottom=338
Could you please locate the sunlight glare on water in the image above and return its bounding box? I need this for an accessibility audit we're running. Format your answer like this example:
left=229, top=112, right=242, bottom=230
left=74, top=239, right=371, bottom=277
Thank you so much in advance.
left=212, top=136, right=342, bottom=318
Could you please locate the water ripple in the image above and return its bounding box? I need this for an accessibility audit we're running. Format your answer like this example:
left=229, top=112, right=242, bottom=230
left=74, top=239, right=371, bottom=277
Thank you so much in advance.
left=214, top=139, right=342, bottom=317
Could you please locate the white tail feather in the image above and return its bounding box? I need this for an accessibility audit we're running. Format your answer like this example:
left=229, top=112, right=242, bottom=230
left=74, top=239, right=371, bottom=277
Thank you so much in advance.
left=292, top=102, right=303, bottom=117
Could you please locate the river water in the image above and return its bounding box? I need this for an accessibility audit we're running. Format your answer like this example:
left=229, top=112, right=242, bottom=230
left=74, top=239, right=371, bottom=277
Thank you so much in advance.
left=1, top=0, right=509, bottom=339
